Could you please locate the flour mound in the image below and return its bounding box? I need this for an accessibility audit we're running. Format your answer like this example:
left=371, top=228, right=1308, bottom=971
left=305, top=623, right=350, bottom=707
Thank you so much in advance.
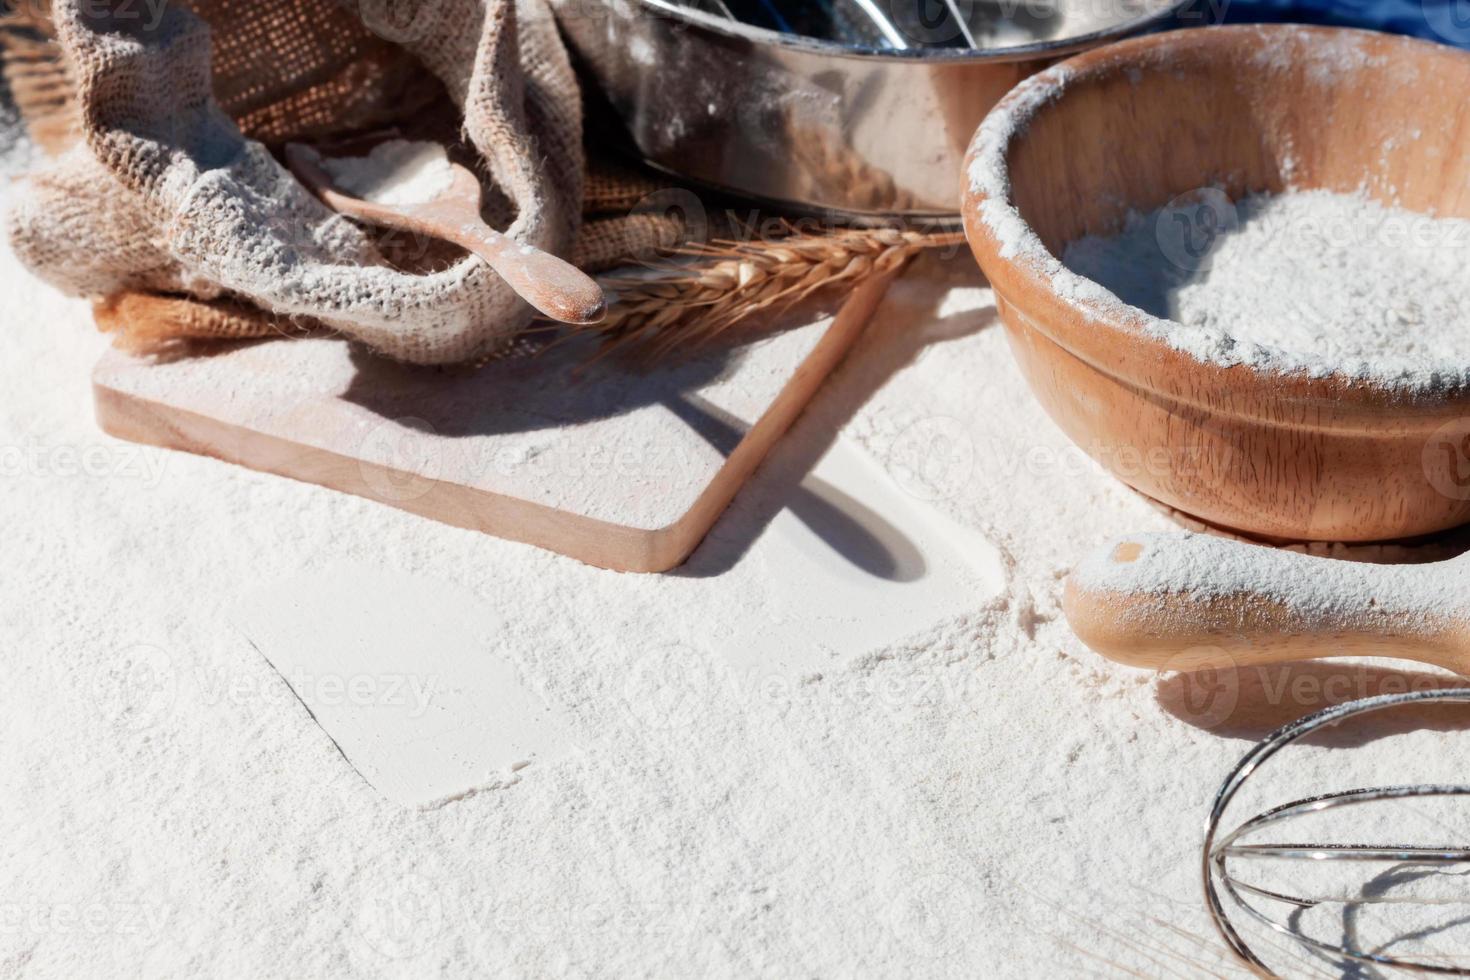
left=1062, top=190, right=1470, bottom=386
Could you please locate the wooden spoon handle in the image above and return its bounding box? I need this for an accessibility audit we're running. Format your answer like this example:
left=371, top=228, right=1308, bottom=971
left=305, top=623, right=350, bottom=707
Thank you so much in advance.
left=1062, top=532, right=1457, bottom=673
left=444, top=219, right=605, bottom=326
left=282, top=144, right=604, bottom=325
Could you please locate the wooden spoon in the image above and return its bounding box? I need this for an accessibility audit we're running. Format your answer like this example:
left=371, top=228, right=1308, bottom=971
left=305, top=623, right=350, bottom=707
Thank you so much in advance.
left=1063, top=532, right=1470, bottom=676
left=285, top=142, right=605, bottom=325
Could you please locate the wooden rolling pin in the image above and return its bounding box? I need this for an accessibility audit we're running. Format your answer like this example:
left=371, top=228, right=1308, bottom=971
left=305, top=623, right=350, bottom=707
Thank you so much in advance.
left=1063, top=532, right=1468, bottom=675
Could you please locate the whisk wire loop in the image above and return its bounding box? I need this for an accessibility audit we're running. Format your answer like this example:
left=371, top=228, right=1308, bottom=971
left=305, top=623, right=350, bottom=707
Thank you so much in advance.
left=1202, top=689, right=1470, bottom=976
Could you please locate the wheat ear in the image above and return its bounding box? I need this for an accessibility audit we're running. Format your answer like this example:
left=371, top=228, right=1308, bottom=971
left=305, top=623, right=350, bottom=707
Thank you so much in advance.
left=583, top=226, right=965, bottom=357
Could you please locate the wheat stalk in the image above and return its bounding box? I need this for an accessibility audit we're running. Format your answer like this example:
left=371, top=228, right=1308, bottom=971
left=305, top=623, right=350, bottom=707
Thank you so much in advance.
left=579, top=225, right=966, bottom=358
left=93, top=225, right=965, bottom=362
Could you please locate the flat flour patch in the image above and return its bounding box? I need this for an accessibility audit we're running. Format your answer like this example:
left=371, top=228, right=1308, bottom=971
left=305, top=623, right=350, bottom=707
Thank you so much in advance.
left=230, top=565, right=575, bottom=807
left=225, top=434, right=1003, bottom=808
left=320, top=139, right=456, bottom=206
left=1062, top=189, right=1470, bottom=384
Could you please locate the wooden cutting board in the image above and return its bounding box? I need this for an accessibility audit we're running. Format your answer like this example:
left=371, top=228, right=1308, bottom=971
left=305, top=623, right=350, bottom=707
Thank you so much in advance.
left=92, top=273, right=895, bottom=572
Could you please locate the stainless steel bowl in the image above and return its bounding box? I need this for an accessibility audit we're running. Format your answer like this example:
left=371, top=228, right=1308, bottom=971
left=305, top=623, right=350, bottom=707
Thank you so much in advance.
left=554, top=0, right=1191, bottom=220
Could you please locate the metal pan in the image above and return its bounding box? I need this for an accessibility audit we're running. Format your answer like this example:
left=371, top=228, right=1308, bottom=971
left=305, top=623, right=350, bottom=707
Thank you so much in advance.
left=554, top=0, right=1193, bottom=220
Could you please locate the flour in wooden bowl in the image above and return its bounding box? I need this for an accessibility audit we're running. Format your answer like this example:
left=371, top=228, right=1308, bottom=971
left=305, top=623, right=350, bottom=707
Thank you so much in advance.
left=1061, top=190, right=1470, bottom=386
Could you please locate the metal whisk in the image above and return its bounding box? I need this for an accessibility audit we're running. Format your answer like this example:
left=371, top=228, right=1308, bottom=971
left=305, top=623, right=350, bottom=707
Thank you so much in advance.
left=1205, top=689, right=1470, bottom=975
left=684, top=0, right=979, bottom=50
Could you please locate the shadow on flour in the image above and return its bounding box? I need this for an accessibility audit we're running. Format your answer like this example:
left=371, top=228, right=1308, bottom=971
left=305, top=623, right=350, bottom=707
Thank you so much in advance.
left=334, top=254, right=1000, bottom=580
left=334, top=292, right=864, bottom=437
left=1157, top=662, right=1470, bottom=747
left=679, top=256, right=1001, bottom=578
left=1302, top=865, right=1470, bottom=977
left=1153, top=524, right=1470, bottom=745
left=669, top=393, right=926, bottom=582
left=336, top=326, right=738, bottom=438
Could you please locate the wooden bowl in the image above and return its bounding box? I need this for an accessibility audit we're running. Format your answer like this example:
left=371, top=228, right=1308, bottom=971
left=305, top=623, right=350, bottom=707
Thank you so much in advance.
left=962, top=25, right=1470, bottom=543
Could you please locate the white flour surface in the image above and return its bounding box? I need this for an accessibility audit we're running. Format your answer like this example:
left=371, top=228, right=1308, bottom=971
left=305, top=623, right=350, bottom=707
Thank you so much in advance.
left=319, top=140, right=456, bottom=207
left=6, top=221, right=1470, bottom=976
left=1062, top=190, right=1470, bottom=384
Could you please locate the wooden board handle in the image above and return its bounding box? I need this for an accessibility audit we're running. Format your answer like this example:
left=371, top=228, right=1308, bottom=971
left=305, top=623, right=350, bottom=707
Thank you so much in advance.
left=1062, top=532, right=1463, bottom=675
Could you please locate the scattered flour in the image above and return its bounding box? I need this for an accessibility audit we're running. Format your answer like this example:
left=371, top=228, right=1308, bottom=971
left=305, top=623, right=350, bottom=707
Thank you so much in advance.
left=1072, top=530, right=1462, bottom=636
left=319, top=139, right=456, bottom=207
left=9, top=215, right=1470, bottom=976
left=1061, top=190, right=1470, bottom=384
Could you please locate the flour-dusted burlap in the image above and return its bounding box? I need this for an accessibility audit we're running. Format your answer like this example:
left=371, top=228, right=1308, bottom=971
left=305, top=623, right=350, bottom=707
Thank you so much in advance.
left=4, top=0, right=605, bottom=365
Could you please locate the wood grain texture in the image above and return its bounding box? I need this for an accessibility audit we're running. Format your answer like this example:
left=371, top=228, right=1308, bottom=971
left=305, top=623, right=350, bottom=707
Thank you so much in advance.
left=92, top=272, right=896, bottom=573
left=1062, top=532, right=1470, bottom=676
left=964, top=25, right=1470, bottom=543
left=285, top=142, right=606, bottom=325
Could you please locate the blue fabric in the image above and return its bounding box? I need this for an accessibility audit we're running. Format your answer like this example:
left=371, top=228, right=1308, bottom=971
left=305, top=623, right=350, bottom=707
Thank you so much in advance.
left=1223, top=0, right=1470, bottom=48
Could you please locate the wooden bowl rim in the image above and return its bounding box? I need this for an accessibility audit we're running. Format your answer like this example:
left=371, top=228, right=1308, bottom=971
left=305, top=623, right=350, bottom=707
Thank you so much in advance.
left=962, top=24, right=1470, bottom=420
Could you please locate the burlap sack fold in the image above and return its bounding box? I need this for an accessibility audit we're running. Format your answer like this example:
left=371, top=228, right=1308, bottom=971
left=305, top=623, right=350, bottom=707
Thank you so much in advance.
left=6, top=0, right=589, bottom=365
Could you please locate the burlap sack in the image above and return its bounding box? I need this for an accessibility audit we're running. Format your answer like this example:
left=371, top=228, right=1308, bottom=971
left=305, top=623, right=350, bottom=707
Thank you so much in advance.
left=4, top=0, right=647, bottom=365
